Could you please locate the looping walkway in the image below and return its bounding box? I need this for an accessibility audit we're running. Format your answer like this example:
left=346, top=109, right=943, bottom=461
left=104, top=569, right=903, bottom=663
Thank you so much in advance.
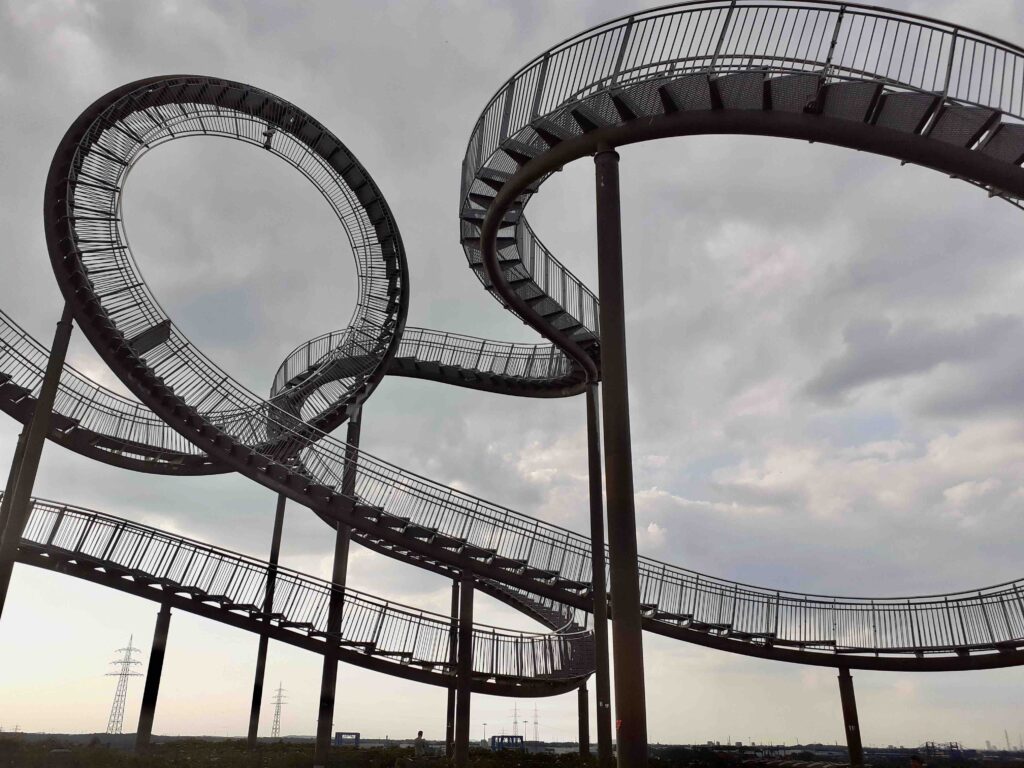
left=1, top=2, right=1022, bottom=696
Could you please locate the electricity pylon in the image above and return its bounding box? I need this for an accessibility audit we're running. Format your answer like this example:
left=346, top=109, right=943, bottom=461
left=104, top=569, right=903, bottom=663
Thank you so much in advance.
left=106, top=636, right=141, bottom=734
left=271, top=682, right=286, bottom=739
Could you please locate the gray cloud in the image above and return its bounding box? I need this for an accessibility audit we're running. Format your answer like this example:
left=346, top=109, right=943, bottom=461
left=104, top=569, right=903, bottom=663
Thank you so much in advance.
left=804, top=315, right=1024, bottom=405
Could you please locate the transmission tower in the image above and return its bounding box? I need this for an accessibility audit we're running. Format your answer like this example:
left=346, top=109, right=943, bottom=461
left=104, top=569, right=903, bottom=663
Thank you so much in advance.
left=271, top=682, right=286, bottom=739
left=105, top=635, right=141, bottom=734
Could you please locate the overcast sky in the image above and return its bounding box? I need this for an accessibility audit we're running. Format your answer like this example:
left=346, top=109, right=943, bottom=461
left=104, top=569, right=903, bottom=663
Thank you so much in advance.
left=3, top=0, right=1024, bottom=750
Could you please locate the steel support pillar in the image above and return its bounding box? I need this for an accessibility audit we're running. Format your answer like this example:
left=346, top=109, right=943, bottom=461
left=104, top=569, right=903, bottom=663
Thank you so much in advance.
left=313, top=407, right=361, bottom=768
left=453, top=575, right=475, bottom=768
left=594, top=149, right=648, bottom=768
left=838, top=668, right=864, bottom=768
left=579, top=683, right=591, bottom=759
left=247, top=493, right=287, bottom=748
left=135, top=603, right=172, bottom=752
left=0, top=428, right=29, bottom=538
left=446, top=579, right=460, bottom=759
left=586, top=383, right=614, bottom=768
left=0, top=303, right=74, bottom=622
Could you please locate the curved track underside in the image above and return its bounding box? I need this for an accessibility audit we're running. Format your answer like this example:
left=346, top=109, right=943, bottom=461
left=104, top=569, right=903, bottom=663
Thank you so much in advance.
left=2, top=0, right=1024, bottom=689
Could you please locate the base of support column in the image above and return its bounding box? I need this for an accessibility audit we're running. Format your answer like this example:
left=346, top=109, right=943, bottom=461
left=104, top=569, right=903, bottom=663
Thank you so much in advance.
left=838, top=668, right=864, bottom=768
left=136, top=604, right=172, bottom=753
left=579, top=683, right=591, bottom=760
left=313, top=656, right=338, bottom=767
left=453, top=577, right=475, bottom=768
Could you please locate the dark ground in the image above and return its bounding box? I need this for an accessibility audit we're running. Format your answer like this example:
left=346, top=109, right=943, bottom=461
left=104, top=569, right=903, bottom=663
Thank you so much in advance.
left=2, top=739, right=1022, bottom=768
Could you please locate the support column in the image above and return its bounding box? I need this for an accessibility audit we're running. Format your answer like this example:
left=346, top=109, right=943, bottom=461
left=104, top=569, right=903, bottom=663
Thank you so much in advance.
left=0, top=303, right=74, bottom=621
left=0, top=428, right=29, bottom=538
left=579, top=683, right=591, bottom=760
left=586, top=384, right=614, bottom=768
left=446, top=579, right=460, bottom=759
left=453, top=575, right=475, bottom=768
left=594, top=149, right=648, bottom=768
left=313, top=407, right=361, bottom=768
left=837, top=668, right=863, bottom=768
left=135, top=603, right=172, bottom=752
left=248, top=493, right=287, bottom=748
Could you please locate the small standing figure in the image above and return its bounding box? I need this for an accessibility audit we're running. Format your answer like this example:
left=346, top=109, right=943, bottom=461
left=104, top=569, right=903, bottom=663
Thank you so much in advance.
left=414, top=730, right=427, bottom=759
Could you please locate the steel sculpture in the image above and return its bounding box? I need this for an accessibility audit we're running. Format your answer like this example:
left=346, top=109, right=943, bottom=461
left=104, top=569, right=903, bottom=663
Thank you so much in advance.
left=1, top=2, right=1024, bottom=767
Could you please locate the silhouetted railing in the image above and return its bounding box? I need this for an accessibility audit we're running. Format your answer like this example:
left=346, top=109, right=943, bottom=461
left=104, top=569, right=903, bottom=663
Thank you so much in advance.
left=0, top=309, right=205, bottom=463
left=273, top=326, right=573, bottom=398
left=16, top=495, right=592, bottom=680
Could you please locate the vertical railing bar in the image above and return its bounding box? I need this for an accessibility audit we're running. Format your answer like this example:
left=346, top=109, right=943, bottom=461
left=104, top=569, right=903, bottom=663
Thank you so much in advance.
left=822, top=5, right=847, bottom=76
left=710, top=1, right=738, bottom=73
left=613, top=18, right=636, bottom=86
left=529, top=55, right=551, bottom=121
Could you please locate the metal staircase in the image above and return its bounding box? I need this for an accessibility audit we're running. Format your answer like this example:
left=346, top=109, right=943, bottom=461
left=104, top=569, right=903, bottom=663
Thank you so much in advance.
left=13, top=494, right=591, bottom=695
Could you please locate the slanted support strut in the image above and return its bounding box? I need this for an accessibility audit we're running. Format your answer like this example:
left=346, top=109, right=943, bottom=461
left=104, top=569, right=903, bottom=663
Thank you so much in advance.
left=594, top=149, right=648, bottom=768
left=248, top=493, right=287, bottom=748
left=0, top=428, right=30, bottom=537
left=136, top=603, right=172, bottom=752
left=0, top=302, right=74, bottom=622
left=586, top=383, right=614, bottom=768
left=838, top=668, right=864, bottom=768
left=454, top=575, right=475, bottom=768
left=313, top=406, right=361, bottom=767
left=446, top=579, right=460, bottom=759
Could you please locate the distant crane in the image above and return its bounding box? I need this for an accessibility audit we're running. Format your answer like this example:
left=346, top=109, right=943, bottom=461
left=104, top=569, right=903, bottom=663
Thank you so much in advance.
left=1006, top=730, right=1011, bottom=751
left=533, top=704, right=539, bottom=743
left=270, top=683, right=286, bottom=739
left=105, top=636, right=141, bottom=734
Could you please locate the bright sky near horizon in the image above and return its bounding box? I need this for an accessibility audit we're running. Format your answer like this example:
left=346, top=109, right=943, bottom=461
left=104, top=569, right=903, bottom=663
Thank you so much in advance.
left=3, top=0, right=1024, bottom=749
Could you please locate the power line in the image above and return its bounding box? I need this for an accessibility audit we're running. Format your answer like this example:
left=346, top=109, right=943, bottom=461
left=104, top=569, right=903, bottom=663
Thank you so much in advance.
left=271, top=682, right=286, bottom=739
left=105, top=635, right=141, bottom=735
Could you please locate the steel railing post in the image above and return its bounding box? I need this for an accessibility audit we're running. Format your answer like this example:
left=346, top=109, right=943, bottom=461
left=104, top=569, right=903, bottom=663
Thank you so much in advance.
left=710, top=1, right=739, bottom=73
left=612, top=18, right=636, bottom=86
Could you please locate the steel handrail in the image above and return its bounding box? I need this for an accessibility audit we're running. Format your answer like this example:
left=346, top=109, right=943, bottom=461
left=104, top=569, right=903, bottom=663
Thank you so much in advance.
left=13, top=494, right=592, bottom=679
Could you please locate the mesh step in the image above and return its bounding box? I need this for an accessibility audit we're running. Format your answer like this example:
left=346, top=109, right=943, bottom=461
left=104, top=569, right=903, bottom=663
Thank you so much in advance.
left=279, top=620, right=316, bottom=631
left=979, top=123, right=1024, bottom=164
left=767, top=73, right=821, bottom=114
left=873, top=91, right=938, bottom=134
left=713, top=71, right=766, bottom=111
left=928, top=103, right=999, bottom=147
left=821, top=80, right=882, bottom=123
